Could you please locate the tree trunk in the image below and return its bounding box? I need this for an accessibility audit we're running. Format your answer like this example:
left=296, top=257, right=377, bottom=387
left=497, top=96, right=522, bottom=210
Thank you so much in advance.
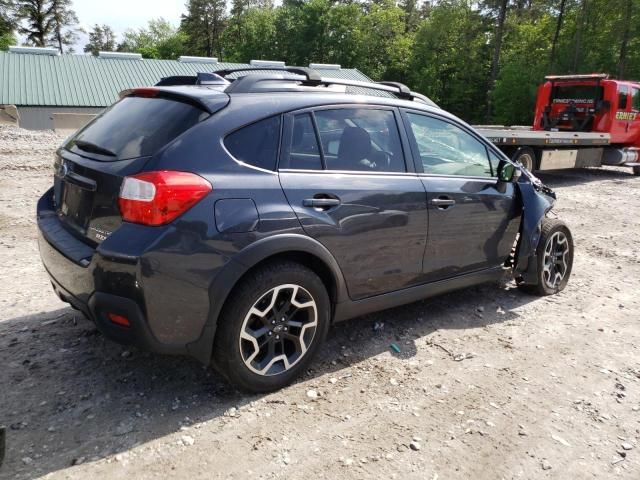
left=487, top=0, right=509, bottom=122
left=572, top=0, right=588, bottom=73
left=549, top=0, right=566, bottom=70
left=617, top=0, right=632, bottom=78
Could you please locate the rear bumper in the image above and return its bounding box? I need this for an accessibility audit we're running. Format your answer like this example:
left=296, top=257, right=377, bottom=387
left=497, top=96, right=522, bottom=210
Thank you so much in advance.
left=46, top=271, right=161, bottom=352
left=37, top=188, right=213, bottom=361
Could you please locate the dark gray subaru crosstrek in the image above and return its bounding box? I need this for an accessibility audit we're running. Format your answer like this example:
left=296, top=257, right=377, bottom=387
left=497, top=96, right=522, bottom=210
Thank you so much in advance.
left=37, top=68, right=574, bottom=392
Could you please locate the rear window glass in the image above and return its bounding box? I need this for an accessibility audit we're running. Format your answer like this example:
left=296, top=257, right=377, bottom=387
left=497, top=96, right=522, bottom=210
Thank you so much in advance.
left=551, top=85, right=603, bottom=104
left=225, top=116, right=281, bottom=170
left=67, top=96, right=209, bottom=160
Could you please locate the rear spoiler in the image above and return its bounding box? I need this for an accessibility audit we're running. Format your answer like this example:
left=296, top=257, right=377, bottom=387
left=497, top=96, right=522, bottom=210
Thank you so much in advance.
left=119, top=86, right=230, bottom=114
left=155, top=72, right=230, bottom=87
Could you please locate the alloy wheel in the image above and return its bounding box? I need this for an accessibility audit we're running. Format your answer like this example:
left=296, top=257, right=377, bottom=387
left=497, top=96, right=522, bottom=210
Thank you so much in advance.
left=239, top=284, right=318, bottom=376
left=542, top=231, right=570, bottom=289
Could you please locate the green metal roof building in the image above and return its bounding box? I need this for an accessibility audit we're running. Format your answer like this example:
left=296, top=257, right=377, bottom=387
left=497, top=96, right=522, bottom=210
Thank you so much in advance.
left=0, top=47, right=372, bottom=130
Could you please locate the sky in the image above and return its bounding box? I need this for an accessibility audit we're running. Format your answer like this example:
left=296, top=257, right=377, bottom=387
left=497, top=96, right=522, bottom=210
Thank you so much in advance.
left=71, top=0, right=187, bottom=52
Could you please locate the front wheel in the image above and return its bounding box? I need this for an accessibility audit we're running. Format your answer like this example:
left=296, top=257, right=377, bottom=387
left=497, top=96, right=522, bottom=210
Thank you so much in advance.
left=518, top=218, right=574, bottom=296
left=213, top=261, right=330, bottom=392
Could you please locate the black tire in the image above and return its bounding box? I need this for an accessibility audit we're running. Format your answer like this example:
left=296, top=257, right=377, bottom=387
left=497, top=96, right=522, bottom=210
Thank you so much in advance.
left=518, top=218, right=574, bottom=296
left=512, top=147, right=537, bottom=172
left=633, top=166, right=640, bottom=176
left=212, top=261, right=330, bottom=392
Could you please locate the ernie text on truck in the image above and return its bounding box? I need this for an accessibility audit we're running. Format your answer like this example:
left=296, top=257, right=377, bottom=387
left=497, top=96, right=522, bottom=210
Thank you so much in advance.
left=477, top=74, right=640, bottom=176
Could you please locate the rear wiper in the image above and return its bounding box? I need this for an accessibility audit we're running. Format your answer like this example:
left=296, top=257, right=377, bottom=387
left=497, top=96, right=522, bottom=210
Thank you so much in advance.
left=73, top=140, right=117, bottom=157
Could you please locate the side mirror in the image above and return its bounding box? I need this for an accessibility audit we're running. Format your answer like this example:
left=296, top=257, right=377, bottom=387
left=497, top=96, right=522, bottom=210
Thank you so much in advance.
left=498, top=162, right=521, bottom=183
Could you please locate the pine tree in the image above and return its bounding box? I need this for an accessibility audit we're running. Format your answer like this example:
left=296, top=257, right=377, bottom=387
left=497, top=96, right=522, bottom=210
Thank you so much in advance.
left=14, top=0, right=79, bottom=52
left=15, top=0, right=52, bottom=47
left=47, top=0, right=79, bottom=53
left=181, top=0, right=228, bottom=58
left=83, top=24, right=117, bottom=56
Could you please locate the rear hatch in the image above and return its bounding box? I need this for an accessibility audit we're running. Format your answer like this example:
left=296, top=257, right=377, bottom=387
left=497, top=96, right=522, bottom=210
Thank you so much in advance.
left=53, top=90, right=225, bottom=245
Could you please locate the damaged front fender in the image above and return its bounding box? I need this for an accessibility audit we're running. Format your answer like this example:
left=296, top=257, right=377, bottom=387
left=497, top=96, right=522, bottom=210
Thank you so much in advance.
left=513, top=176, right=556, bottom=284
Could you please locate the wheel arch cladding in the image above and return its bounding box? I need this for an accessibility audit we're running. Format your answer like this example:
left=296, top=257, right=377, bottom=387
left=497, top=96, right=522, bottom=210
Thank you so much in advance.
left=186, top=234, right=348, bottom=364
left=513, top=180, right=556, bottom=283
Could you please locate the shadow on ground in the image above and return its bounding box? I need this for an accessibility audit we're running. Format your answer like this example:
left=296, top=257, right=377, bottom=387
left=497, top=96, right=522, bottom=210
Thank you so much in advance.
left=535, top=166, right=637, bottom=188
left=0, top=283, right=534, bottom=479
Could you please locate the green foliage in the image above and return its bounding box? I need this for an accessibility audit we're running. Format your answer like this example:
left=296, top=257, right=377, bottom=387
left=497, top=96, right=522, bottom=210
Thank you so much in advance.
left=6, top=0, right=640, bottom=124
left=84, top=24, right=117, bottom=56
left=408, top=1, right=491, bottom=123
left=181, top=0, right=227, bottom=58
left=0, top=32, right=17, bottom=50
left=13, top=0, right=79, bottom=52
left=118, top=18, right=186, bottom=59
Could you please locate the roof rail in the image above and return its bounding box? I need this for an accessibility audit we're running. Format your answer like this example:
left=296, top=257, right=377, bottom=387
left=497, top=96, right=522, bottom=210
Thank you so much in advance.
left=213, top=66, right=323, bottom=83
left=213, top=67, right=438, bottom=107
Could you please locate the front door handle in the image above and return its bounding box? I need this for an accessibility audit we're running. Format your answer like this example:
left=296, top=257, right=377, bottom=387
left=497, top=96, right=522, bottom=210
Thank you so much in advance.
left=431, top=197, right=456, bottom=209
left=303, top=197, right=341, bottom=209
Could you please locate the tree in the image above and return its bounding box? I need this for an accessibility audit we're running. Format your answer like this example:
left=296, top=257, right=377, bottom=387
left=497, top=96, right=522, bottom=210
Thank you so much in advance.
left=549, top=0, right=566, bottom=70
left=13, top=0, right=78, bottom=52
left=181, top=0, right=228, bottom=58
left=83, top=24, right=117, bottom=56
left=118, top=18, right=186, bottom=59
left=408, top=1, right=491, bottom=123
left=0, top=0, right=17, bottom=50
left=486, top=0, right=510, bottom=121
left=48, top=0, right=79, bottom=53
left=15, top=0, right=52, bottom=47
left=617, top=0, right=633, bottom=78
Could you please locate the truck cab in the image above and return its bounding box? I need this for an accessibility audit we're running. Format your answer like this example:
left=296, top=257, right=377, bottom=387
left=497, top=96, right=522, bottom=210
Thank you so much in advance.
left=533, top=74, right=640, bottom=149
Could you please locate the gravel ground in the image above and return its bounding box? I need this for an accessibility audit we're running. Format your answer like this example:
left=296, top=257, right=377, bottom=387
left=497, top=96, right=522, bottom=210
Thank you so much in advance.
left=0, top=125, right=639, bottom=480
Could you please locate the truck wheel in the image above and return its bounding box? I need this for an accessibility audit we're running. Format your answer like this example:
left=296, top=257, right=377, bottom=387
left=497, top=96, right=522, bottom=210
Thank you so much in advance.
left=212, top=261, right=330, bottom=393
left=518, top=218, right=574, bottom=296
left=513, top=147, right=537, bottom=171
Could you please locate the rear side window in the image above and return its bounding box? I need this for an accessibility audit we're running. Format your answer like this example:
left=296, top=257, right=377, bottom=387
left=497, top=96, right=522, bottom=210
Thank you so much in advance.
left=68, top=96, right=209, bottom=160
left=225, top=116, right=282, bottom=170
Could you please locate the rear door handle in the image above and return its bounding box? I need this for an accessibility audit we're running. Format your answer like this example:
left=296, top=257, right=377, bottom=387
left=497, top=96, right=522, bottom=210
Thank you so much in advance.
left=303, top=198, right=341, bottom=209
left=431, top=197, right=456, bottom=209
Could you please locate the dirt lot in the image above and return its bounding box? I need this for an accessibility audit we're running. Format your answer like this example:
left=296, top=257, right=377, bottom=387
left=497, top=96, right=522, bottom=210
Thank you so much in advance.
left=0, top=125, right=639, bottom=480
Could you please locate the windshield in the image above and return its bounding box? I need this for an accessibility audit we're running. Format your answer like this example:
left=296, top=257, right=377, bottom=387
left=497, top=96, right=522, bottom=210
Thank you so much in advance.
left=66, top=96, right=210, bottom=161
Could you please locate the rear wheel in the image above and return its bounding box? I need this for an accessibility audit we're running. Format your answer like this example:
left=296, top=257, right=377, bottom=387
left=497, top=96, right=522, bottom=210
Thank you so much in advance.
left=513, top=147, right=537, bottom=172
left=213, top=261, right=330, bottom=392
left=518, top=218, right=574, bottom=296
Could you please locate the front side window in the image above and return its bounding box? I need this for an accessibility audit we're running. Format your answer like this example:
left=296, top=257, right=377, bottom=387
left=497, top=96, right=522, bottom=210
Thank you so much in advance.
left=406, top=113, right=492, bottom=177
left=314, top=108, right=406, bottom=172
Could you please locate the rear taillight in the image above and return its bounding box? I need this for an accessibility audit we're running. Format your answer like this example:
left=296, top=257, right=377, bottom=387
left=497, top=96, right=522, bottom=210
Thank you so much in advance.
left=118, top=171, right=212, bottom=226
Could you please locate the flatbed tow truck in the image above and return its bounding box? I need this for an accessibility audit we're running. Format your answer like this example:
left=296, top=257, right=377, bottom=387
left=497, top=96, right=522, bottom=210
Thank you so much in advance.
left=475, top=74, right=640, bottom=175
